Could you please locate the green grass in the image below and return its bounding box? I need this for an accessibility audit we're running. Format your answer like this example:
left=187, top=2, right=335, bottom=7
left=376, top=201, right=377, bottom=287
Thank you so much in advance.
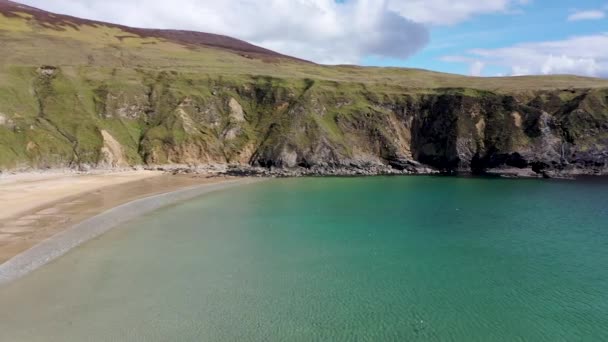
left=2, top=13, right=608, bottom=92
left=0, top=13, right=607, bottom=170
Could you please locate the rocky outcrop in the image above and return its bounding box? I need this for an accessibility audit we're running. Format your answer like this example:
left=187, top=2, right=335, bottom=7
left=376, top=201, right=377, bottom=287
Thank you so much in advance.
left=1, top=69, right=607, bottom=178
left=0, top=112, right=8, bottom=126
left=98, top=130, right=128, bottom=168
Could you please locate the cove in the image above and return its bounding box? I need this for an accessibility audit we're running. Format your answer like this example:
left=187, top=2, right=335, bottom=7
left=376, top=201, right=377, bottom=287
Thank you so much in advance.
left=1, top=176, right=607, bottom=341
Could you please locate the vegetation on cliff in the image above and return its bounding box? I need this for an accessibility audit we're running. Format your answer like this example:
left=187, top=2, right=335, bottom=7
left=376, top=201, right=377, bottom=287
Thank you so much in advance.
left=1, top=0, right=607, bottom=176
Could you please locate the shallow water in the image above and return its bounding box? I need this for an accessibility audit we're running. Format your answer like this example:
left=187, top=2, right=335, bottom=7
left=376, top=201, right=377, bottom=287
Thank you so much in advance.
left=1, top=176, right=607, bottom=341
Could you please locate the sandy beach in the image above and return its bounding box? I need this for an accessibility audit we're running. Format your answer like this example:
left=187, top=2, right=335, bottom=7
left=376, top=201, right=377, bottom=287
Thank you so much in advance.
left=0, top=170, right=242, bottom=266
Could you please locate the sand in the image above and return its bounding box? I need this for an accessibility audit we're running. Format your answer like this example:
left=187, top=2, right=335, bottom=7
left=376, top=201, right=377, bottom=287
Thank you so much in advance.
left=0, top=171, right=161, bottom=221
left=0, top=171, right=246, bottom=267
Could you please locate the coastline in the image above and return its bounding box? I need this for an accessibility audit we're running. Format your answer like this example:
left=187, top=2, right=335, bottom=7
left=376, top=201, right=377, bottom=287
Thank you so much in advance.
left=0, top=170, right=163, bottom=222
left=0, top=172, right=256, bottom=285
left=160, top=163, right=608, bottom=179
left=1, top=162, right=605, bottom=285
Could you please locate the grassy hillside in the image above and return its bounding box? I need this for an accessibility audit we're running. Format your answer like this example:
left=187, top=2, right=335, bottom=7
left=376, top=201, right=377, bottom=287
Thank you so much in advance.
left=1, top=2, right=607, bottom=91
left=0, top=0, right=607, bottom=176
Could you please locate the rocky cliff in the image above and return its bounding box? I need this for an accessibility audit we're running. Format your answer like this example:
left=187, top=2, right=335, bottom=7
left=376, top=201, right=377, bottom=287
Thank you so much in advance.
left=0, top=0, right=607, bottom=177
left=1, top=66, right=606, bottom=177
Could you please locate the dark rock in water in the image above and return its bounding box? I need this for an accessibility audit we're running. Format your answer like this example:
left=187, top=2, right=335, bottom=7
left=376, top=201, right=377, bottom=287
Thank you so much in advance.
left=165, top=163, right=439, bottom=178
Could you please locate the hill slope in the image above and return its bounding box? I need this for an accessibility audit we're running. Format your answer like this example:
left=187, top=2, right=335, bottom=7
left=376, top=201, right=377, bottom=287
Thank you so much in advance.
left=1, top=0, right=607, bottom=176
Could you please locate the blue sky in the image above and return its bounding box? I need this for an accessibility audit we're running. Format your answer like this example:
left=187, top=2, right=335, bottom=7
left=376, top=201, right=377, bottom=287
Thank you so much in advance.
left=365, top=0, right=608, bottom=76
left=19, top=0, right=608, bottom=77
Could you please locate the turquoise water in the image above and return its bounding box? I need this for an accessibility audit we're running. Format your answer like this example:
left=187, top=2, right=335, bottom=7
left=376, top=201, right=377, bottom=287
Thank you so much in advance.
left=1, top=176, right=607, bottom=341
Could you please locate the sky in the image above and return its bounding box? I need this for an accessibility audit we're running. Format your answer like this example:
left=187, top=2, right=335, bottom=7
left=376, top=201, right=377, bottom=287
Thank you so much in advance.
left=16, top=0, right=608, bottom=77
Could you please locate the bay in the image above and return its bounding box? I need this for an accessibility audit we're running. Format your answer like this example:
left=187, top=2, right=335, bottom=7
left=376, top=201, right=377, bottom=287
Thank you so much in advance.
left=1, top=176, right=607, bottom=341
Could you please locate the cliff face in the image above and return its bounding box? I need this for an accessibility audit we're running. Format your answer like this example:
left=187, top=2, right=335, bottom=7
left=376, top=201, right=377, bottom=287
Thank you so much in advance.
left=1, top=66, right=607, bottom=177
left=1, top=0, right=608, bottom=177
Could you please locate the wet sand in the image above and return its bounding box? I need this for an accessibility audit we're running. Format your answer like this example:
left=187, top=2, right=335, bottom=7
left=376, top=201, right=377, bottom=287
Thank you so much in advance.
left=0, top=171, right=241, bottom=265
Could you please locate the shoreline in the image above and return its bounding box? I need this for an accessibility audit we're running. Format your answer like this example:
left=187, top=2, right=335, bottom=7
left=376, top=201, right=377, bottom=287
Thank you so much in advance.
left=1, top=169, right=605, bottom=286
left=0, top=170, right=242, bottom=262
left=1, top=164, right=605, bottom=284
left=0, top=170, right=165, bottom=222
left=163, top=164, right=608, bottom=179
left=0, top=176, right=258, bottom=285
left=3, top=162, right=608, bottom=180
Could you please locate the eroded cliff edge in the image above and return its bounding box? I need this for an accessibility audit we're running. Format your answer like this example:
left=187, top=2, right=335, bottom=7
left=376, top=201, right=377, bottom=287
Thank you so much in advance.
left=1, top=66, right=607, bottom=177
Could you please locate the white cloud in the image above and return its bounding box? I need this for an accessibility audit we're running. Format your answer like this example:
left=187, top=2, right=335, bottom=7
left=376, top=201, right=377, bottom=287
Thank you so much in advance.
left=444, top=34, right=608, bottom=77
left=567, top=10, right=605, bottom=21
left=387, top=0, right=529, bottom=26
left=469, top=60, right=485, bottom=76
left=15, top=0, right=531, bottom=64
left=440, top=55, right=487, bottom=76
left=17, top=0, right=429, bottom=64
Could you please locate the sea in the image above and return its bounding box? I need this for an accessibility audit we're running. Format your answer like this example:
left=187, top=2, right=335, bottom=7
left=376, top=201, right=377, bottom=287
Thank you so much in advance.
left=1, top=176, right=607, bottom=341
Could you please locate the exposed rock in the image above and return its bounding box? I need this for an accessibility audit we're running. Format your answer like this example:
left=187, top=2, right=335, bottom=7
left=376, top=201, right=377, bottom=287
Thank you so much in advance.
left=201, top=105, right=222, bottom=128
left=484, top=167, right=541, bottom=178
left=278, top=147, right=298, bottom=168
left=176, top=108, right=198, bottom=134
left=1, top=70, right=607, bottom=179
left=217, top=164, right=438, bottom=178
left=98, top=130, right=128, bottom=168
left=228, top=98, right=245, bottom=122
left=37, top=65, right=57, bottom=76
left=512, top=112, right=522, bottom=128
left=222, top=126, right=242, bottom=141
left=101, top=92, right=148, bottom=119
left=25, top=141, right=37, bottom=152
